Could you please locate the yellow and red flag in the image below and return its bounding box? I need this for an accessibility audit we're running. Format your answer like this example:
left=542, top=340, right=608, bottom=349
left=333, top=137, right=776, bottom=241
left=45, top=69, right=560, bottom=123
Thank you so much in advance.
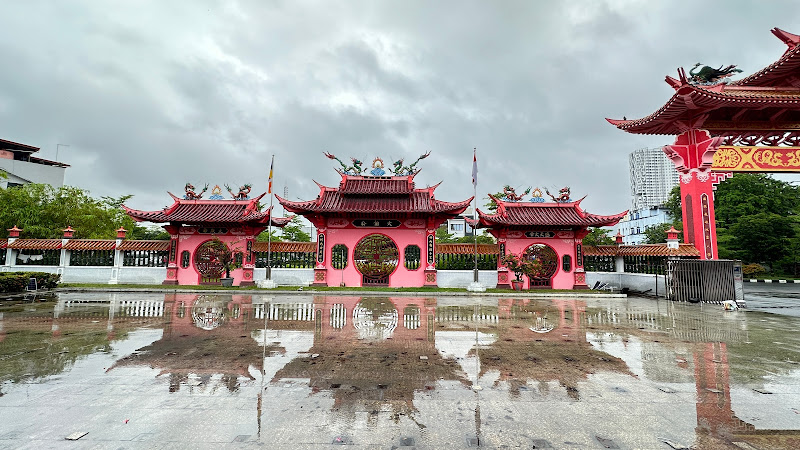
left=268, top=155, right=274, bottom=194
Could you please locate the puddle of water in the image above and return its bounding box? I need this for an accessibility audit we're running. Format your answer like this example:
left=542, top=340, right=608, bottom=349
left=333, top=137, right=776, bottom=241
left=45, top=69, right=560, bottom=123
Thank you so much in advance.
left=1, top=292, right=799, bottom=448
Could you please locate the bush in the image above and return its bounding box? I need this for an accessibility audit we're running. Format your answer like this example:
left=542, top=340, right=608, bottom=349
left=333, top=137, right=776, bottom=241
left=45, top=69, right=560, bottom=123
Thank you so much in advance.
left=0, top=272, right=61, bottom=293
left=742, top=263, right=766, bottom=278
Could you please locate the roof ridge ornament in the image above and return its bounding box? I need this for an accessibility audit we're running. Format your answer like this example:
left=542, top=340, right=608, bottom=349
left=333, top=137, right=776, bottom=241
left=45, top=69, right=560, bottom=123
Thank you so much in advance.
left=390, top=150, right=430, bottom=176
left=324, top=151, right=363, bottom=175
left=687, top=63, right=742, bottom=85
left=184, top=182, right=208, bottom=200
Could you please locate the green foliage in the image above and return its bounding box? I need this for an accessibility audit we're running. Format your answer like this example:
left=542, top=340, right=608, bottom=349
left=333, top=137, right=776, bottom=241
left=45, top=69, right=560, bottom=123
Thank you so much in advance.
left=0, top=272, right=60, bottom=293
left=436, top=226, right=456, bottom=243
left=643, top=223, right=679, bottom=244
left=453, top=234, right=495, bottom=244
left=742, top=263, right=766, bottom=278
left=0, top=184, right=137, bottom=238
left=582, top=228, right=614, bottom=246
left=256, top=229, right=283, bottom=242
left=484, top=192, right=504, bottom=212
left=281, top=216, right=311, bottom=242
left=664, top=185, right=682, bottom=221
left=128, top=225, right=170, bottom=240
left=501, top=251, right=543, bottom=281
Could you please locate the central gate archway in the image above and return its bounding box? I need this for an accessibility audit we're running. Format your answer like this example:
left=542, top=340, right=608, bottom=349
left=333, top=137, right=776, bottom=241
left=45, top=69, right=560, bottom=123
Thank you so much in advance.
left=354, top=234, right=399, bottom=286
left=194, top=240, right=226, bottom=284
left=525, top=244, right=558, bottom=288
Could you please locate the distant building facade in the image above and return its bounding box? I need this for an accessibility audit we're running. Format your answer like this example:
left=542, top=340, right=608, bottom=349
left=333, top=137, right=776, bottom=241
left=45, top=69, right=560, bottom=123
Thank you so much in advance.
left=0, top=138, right=69, bottom=188
left=444, top=207, right=477, bottom=239
left=615, top=147, right=679, bottom=243
left=629, top=147, right=679, bottom=211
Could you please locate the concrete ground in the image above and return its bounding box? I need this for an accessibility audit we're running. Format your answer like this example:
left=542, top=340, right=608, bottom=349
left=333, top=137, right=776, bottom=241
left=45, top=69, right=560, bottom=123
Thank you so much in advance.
left=0, top=292, right=798, bottom=449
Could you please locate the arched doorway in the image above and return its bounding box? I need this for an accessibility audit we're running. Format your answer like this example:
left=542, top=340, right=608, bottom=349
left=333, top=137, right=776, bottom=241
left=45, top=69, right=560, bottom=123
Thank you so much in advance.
left=194, top=240, right=226, bottom=284
left=354, top=234, right=399, bottom=286
left=525, top=244, right=558, bottom=288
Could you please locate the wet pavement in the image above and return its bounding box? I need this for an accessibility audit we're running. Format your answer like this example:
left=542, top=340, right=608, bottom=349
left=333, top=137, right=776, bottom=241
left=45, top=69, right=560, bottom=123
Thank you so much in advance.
left=1, top=292, right=799, bottom=449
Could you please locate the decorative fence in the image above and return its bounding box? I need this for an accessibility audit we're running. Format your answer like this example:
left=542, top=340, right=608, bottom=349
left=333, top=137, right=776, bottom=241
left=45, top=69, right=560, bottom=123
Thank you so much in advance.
left=435, top=243, right=498, bottom=270
left=583, top=255, right=615, bottom=272
left=119, top=240, right=170, bottom=267
left=665, top=259, right=743, bottom=304
left=254, top=241, right=317, bottom=268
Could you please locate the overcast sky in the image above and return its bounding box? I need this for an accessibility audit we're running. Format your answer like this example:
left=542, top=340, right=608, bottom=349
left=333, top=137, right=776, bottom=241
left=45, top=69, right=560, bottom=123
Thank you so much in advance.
left=2, top=0, right=799, bottom=219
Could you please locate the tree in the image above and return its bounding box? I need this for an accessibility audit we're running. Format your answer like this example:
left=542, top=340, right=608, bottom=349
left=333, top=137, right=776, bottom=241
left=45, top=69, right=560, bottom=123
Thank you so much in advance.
left=281, top=216, right=311, bottom=242
left=582, top=227, right=614, bottom=246
left=664, top=185, right=682, bottom=222
left=484, top=192, right=504, bottom=212
left=256, top=229, right=283, bottom=242
left=454, top=234, right=495, bottom=244
left=729, top=212, right=795, bottom=264
left=128, top=225, right=170, bottom=240
left=436, top=226, right=456, bottom=243
left=643, top=222, right=678, bottom=244
left=0, top=184, right=137, bottom=238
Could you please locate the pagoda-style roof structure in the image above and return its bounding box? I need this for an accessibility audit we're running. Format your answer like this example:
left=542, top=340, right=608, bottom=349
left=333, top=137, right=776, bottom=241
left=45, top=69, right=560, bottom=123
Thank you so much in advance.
left=475, top=196, right=627, bottom=229
left=606, top=28, right=800, bottom=137
left=123, top=192, right=290, bottom=226
left=278, top=173, right=472, bottom=217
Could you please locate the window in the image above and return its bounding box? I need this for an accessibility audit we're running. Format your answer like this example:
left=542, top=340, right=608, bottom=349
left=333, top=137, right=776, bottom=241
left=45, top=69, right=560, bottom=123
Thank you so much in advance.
left=331, top=244, right=348, bottom=269
left=181, top=250, right=190, bottom=268
left=562, top=254, right=571, bottom=272
left=450, top=223, right=464, bottom=231
left=404, top=245, right=421, bottom=270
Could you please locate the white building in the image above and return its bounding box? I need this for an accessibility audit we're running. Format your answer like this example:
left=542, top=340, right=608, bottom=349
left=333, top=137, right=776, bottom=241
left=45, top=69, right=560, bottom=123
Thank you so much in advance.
left=615, top=207, right=672, bottom=245
left=444, top=207, right=476, bottom=239
left=0, top=138, right=69, bottom=188
left=629, top=147, right=679, bottom=211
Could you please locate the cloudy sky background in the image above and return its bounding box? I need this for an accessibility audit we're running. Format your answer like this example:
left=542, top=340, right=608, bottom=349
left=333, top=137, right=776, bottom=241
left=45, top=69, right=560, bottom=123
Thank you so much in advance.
left=2, top=0, right=799, bottom=219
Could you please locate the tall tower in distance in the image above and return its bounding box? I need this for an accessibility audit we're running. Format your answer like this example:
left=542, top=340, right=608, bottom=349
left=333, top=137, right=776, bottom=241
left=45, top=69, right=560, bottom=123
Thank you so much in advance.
left=628, top=147, right=679, bottom=210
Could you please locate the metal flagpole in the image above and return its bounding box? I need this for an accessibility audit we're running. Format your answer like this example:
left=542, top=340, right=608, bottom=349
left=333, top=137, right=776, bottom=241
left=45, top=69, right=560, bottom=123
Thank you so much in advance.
left=472, top=148, right=479, bottom=283
left=267, top=155, right=274, bottom=281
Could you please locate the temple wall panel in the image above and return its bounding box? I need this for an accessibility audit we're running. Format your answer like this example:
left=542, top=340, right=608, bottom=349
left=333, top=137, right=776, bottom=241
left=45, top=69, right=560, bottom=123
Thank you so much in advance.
left=505, top=237, right=577, bottom=290
left=175, top=231, right=250, bottom=285
left=324, top=227, right=429, bottom=287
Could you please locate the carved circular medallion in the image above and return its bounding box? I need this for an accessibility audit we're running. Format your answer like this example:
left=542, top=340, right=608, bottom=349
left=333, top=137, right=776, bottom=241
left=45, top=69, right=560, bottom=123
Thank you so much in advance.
left=354, top=234, right=399, bottom=279
left=194, top=240, right=227, bottom=278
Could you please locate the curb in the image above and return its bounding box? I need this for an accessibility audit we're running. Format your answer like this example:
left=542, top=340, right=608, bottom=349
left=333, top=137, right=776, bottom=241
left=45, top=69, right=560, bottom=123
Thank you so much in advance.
left=748, top=279, right=800, bottom=283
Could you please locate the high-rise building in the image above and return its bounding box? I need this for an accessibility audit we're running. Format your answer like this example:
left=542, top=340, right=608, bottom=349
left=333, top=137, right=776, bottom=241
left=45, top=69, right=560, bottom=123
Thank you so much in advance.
left=628, top=147, right=679, bottom=210
left=614, top=147, right=679, bottom=244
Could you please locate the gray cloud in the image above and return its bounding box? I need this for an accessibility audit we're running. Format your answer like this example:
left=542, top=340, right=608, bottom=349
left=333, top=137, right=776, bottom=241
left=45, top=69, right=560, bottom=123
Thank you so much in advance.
left=2, top=0, right=799, bottom=221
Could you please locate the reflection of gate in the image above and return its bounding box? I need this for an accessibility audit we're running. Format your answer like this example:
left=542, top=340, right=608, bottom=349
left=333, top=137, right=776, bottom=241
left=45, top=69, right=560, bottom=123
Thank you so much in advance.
left=194, top=240, right=226, bottom=284
left=525, top=244, right=558, bottom=288
left=354, top=234, right=399, bottom=286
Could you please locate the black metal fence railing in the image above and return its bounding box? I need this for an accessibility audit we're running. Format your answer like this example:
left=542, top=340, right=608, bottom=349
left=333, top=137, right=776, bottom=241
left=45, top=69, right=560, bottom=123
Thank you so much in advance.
left=436, top=253, right=498, bottom=270
left=623, top=256, right=667, bottom=275
left=70, top=250, right=114, bottom=266
left=15, top=249, right=60, bottom=266
left=583, top=255, right=615, bottom=272
left=255, top=251, right=316, bottom=268
left=123, top=250, right=169, bottom=267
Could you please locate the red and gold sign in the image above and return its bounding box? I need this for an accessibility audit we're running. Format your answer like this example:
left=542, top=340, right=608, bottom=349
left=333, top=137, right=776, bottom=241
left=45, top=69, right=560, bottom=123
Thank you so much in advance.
left=712, top=146, right=800, bottom=172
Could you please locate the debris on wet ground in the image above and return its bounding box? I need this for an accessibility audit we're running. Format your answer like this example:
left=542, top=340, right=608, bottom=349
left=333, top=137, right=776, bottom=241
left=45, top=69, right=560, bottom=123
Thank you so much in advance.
left=65, top=431, right=88, bottom=441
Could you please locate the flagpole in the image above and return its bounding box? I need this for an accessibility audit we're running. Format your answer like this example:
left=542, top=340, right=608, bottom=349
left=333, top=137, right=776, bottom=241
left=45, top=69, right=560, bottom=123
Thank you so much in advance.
left=472, top=148, right=479, bottom=283
left=267, top=155, right=274, bottom=281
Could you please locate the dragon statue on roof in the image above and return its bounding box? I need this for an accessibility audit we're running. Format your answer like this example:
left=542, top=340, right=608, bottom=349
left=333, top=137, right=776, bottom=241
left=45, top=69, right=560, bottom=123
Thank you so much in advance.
left=184, top=182, right=208, bottom=200
left=502, top=185, right=530, bottom=202
left=324, top=152, right=363, bottom=175
left=225, top=183, right=252, bottom=200
left=688, top=63, right=742, bottom=85
left=390, top=150, right=431, bottom=176
left=546, top=187, right=571, bottom=203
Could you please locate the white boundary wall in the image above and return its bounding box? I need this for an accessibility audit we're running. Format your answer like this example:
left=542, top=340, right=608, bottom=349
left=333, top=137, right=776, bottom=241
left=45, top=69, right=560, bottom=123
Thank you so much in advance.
left=437, top=270, right=497, bottom=288
left=586, top=271, right=667, bottom=297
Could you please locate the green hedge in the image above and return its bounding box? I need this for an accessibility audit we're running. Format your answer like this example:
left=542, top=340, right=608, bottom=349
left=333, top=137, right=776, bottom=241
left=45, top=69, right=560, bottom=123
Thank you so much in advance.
left=0, top=272, right=61, bottom=293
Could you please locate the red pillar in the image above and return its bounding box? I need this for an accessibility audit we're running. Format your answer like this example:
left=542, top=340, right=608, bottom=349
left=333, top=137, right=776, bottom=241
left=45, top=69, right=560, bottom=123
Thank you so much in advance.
left=663, top=129, right=724, bottom=260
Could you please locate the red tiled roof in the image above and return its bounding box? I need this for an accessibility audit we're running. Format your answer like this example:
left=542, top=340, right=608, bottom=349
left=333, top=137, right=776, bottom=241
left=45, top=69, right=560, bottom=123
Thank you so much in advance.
left=278, top=191, right=471, bottom=215
left=338, top=175, right=415, bottom=194
left=0, top=138, right=39, bottom=152
left=607, top=28, right=800, bottom=136
left=117, top=240, right=171, bottom=251
left=9, top=239, right=62, bottom=250
left=63, top=240, right=116, bottom=251
left=436, top=243, right=499, bottom=255
left=0, top=239, right=6, bottom=249
left=123, top=193, right=290, bottom=227
left=253, top=241, right=317, bottom=253
left=477, top=198, right=627, bottom=228
left=583, top=244, right=700, bottom=257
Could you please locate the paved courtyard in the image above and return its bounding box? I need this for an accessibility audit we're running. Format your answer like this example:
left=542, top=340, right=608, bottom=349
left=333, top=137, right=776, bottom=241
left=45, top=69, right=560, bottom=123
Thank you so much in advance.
left=1, top=292, right=799, bottom=449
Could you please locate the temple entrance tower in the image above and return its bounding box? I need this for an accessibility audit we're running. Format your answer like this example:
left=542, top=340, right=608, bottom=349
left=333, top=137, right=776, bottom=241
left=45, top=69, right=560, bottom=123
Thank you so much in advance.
left=609, top=28, right=800, bottom=259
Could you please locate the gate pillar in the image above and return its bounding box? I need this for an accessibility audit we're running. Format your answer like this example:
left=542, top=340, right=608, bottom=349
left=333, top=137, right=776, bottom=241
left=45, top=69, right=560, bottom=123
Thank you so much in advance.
left=663, top=129, right=724, bottom=260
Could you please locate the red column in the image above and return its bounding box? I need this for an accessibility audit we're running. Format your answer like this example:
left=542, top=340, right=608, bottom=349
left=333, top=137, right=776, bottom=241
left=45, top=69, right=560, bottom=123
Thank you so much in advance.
left=663, top=129, right=724, bottom=259
left=312, top=227, right=328, bottom=286
left=573, top=229, right=589, bottom=289
left=163, top=225, right=179, bottom=285
left=496, top=230, right=511, bottom=289
left=240, top=229, right=256, bottom=287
